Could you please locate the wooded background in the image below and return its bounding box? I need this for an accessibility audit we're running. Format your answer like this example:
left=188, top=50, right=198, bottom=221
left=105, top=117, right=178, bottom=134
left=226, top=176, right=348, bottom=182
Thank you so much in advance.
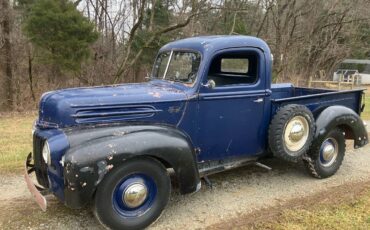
left=0, top=0, right=369, bottom=111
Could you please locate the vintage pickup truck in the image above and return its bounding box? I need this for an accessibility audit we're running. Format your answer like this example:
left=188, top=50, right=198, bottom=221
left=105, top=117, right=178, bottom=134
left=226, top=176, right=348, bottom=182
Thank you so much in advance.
left=25, top=36, right=368, bottom=229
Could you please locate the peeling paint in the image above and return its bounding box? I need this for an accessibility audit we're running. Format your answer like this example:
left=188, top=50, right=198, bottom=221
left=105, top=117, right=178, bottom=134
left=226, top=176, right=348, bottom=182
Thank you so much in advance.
left=80, top=166, right=94, bottom=173
left=95, top=160, right=113, bottom=186
left=106, top=164, right=114, bottom=170
left=148, top=91, right=161, bottom=98
left=113, top=131, right=125, bottom=136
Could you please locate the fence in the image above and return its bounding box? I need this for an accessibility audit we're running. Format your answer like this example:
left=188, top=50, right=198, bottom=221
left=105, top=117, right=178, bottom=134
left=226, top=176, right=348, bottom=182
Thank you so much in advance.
left=308, top=74, right=361, bottom=90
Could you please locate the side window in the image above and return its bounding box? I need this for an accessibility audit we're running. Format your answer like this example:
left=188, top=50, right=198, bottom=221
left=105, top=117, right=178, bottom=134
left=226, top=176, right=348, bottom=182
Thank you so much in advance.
left=221, top=58, right=249, bottom=74
left=208, top=51, right=259, bottom=87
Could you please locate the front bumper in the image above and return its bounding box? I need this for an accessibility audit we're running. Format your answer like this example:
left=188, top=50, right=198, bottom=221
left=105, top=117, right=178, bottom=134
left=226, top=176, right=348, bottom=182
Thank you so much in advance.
left=24, top=152, right=50, bottom=211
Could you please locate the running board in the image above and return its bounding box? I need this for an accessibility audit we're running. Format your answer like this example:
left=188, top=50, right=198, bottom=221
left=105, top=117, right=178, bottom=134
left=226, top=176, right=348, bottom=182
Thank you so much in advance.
left=198, top=156, right=258, bottom=177
left=254, top=162, right=272, bottom=171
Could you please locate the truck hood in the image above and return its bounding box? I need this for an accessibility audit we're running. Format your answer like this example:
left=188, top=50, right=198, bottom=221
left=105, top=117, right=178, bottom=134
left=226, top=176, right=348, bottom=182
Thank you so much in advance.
left=38, top=81, right=188, bottom=128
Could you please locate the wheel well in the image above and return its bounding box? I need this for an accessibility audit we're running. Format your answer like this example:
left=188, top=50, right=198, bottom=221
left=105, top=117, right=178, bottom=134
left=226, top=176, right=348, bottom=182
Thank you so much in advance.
left=147, top=155, right=172, bottom=169
left=337, top=124, right=355, bottom=139
left=91, top=155, right=173, bottom=200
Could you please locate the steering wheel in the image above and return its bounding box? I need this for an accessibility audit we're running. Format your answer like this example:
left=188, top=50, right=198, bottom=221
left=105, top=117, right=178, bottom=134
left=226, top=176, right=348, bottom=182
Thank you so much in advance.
left=187, top=72, right=196, bottom=83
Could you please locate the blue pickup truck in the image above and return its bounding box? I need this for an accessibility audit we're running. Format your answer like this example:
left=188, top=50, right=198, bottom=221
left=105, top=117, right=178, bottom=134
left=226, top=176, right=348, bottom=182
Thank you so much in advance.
left=25, top=36, right=368, bottom=230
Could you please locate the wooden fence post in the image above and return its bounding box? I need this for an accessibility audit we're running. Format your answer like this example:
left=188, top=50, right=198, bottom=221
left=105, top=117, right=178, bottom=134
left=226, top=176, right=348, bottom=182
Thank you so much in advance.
left=338, top=74, right=342, bottom=90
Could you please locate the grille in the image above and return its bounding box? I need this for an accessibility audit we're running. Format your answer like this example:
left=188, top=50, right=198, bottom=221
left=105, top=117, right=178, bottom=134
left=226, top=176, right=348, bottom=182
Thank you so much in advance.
left=70, top=105, right=162, bottom=124
left=33, top=134, right=49, bottom=188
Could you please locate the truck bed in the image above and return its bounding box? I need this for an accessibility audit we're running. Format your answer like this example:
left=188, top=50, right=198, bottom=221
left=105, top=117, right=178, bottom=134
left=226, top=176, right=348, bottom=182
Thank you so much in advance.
left=271, top=83, right=365, bottom=117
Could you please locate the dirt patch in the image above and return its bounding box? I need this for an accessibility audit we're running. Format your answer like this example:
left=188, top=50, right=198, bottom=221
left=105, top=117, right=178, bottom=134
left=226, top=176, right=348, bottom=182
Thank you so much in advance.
left=208, top=181, right=370, bottom=230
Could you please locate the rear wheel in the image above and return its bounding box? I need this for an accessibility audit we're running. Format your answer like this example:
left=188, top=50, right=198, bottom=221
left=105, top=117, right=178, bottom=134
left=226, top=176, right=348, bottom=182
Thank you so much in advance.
left=303, top=128, right=345, bottom=179
left=94, top=158, right=171, bottom=230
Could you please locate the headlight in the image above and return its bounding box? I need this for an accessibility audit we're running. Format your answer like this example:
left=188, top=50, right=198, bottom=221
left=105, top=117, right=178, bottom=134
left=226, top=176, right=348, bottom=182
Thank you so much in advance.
left=42, top=141, right=51, bottom=165
left=31, top=121, right=36, bottom=136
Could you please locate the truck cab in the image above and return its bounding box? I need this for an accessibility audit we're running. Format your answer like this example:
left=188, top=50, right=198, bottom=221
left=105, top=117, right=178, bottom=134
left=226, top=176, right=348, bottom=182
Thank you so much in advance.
left=25, top=36, right=368, bottom=230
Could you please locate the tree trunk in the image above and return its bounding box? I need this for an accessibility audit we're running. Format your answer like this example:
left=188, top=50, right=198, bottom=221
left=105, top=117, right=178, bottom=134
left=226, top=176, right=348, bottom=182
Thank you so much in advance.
left=27, top=45, right=36, bottom=101
left=0, top=0, right=13, bottom=111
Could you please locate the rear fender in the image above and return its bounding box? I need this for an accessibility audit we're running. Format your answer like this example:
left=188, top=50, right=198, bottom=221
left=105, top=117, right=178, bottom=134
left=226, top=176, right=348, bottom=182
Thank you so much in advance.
left=315, top=106, right=368, bottom=148
left=62, top=125, right=200, bottom=208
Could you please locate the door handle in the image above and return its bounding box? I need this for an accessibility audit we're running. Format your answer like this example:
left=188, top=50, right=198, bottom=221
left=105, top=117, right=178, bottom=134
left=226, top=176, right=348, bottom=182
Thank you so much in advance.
left=253, top=98, right=264, bottom=103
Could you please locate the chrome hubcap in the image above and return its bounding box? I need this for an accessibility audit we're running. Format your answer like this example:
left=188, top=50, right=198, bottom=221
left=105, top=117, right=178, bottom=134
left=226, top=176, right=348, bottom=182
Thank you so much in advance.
left=289, top=123, right=305, bottom=142
left=122, top=183, right=148, bottom=208
left=320, top=138, right=338, bottom=167
left=284, top=116, right=310, bottom=152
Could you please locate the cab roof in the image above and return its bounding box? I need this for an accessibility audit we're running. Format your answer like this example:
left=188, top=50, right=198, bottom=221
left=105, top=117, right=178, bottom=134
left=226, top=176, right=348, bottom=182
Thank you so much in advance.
left=159, top=35, right=271, bottom=56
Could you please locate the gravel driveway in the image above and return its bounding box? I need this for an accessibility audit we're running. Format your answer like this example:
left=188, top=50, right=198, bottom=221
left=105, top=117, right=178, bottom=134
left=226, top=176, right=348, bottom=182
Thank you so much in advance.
left=1, top=139, right=369, bottom=229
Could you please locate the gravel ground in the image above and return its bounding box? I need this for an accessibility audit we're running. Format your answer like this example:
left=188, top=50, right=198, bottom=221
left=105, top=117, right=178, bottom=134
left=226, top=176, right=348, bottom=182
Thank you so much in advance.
left=0, top=139, right=369, bottom=229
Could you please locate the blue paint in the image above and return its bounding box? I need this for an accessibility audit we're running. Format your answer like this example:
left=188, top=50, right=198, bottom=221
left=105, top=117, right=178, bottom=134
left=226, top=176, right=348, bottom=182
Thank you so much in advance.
left=33, top=128, right=69, bottom=201
left=32, top=35, right=365, bottom=202
left=113, top=174, right=157, bottom=218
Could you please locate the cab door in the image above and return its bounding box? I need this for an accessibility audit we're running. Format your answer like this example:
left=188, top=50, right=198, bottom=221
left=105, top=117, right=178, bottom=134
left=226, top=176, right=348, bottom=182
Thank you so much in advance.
left=196, top=48, right=269, bottom=161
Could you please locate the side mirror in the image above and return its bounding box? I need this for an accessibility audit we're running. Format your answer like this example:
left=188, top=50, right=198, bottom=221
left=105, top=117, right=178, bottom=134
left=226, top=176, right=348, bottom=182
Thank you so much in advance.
left=203, top=80, right=216, bottom=89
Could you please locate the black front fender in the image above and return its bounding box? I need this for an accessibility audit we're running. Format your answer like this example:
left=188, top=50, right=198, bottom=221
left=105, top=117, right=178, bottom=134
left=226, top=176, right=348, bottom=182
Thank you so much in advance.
left=62, top=124, right=200, bottom=208
left=315, top=106, right=368, bottom=148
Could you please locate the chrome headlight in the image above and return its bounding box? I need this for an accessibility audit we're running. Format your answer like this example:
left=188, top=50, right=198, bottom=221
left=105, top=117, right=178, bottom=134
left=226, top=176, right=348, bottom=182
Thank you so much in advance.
left=42, top=141, right=51, bottom=165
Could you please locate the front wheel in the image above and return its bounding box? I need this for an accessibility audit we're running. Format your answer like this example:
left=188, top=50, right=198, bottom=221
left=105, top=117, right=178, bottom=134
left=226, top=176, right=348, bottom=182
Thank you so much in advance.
left=93, top=157, right=171, bottom=230
left=303, top=128, right=346, bottom=179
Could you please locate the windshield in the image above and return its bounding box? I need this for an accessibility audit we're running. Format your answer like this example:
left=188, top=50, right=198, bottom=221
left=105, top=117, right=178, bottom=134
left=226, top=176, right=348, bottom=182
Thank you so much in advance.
left=152, top=50, right=201, bottom=86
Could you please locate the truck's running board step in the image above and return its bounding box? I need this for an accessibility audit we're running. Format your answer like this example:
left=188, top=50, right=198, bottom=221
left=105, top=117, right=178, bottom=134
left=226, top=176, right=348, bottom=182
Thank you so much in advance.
left=202, top=176, right=213, bottom=189
left=254, top=162, right=272, bottom=171
left=198, top=156, right=258, bottom=177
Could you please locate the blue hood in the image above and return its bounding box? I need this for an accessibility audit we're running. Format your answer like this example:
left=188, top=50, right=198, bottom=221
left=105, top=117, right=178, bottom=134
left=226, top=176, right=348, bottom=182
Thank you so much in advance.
left=38, top=81, right=188, bottom=128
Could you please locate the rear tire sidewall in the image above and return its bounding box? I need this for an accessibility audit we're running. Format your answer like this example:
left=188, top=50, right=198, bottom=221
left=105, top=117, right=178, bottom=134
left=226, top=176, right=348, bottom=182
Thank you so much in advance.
left=94, top=158, right=170, bottom=230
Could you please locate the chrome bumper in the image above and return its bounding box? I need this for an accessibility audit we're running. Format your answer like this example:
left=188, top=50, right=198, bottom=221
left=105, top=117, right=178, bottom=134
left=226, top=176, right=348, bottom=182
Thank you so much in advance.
left=24, top=152, right=50, bottom=211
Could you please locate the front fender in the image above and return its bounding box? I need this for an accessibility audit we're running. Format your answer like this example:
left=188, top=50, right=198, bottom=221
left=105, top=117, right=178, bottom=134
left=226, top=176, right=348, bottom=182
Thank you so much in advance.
left=315, top=106, right=368, bottom=148
left=62, top=124, right=200, bottom=208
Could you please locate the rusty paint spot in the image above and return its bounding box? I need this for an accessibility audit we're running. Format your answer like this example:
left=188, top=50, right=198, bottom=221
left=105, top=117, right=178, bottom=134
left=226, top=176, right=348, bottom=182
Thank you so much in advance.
left=168, top=106, right=181, bottom=113
left=148, top=91, right=161, bottom=98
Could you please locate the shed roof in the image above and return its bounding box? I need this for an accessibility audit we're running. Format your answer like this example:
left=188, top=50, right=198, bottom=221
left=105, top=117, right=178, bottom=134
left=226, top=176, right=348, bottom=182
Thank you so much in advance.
left=342, top=59, right=370, bottom=64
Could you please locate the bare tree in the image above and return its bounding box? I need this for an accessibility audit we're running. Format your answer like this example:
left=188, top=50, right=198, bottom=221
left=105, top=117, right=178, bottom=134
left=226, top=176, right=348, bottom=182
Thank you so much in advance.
left=0, top=0, right=13, bottom=110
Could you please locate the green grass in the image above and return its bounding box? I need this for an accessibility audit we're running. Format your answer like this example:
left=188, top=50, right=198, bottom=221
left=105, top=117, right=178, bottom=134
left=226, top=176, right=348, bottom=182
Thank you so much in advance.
left=0, top=114, right=36, bottom=173
left=257, top=189, right=370, bottom=230
left=362, top=96, right=370, bottom=120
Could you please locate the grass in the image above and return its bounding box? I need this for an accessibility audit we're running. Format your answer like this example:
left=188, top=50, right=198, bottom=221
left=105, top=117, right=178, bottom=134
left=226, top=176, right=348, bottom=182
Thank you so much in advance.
left=0, top=114, right=36, bottom=173
left=256, top=189, right=370, bottom=230
left=362, top=96, right=370, bottom=120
